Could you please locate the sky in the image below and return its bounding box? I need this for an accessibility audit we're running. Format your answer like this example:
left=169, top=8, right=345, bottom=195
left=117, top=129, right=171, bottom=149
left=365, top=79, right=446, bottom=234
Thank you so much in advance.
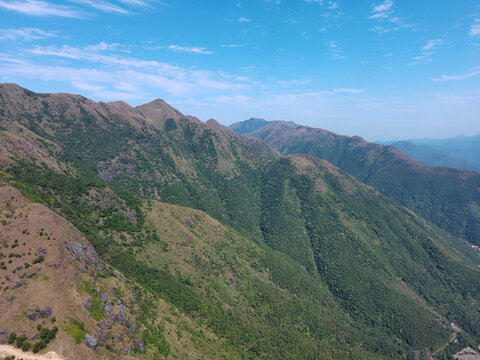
left=0, top=0, right=479, bottom=141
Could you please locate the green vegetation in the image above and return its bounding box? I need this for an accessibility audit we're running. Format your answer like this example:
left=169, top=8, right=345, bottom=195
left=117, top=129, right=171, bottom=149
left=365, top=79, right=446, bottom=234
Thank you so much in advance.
left=84, top=282, right=104, bottom=320
left=65, top=319, right=86, bottom=344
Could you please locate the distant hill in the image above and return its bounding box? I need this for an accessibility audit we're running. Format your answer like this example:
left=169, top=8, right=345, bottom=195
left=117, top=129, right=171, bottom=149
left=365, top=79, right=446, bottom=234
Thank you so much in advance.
left=382, top=141, right=480, bottom=172
left=229, top=118, right=480, bottom=245
left=378, top=134, right=480, bottom=172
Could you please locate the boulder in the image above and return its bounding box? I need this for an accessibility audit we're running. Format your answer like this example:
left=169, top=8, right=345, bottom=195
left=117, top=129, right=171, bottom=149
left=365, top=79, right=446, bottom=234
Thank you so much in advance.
left=98, top=328, right=110, bottom=342
left=133, top=338, right=145, bottom=352
left=128, top=324, right=138, bottom=335
left=28, top=312, right=37, bottom=321
left=104, top=301, right=113, bottom=316
left=84, top=334, right=98, bottom=351
left=83, top=298, right=93, bottom=311
left=11, top=281, right=22, bottom=289
left=37, top=306, right=52, bottom=318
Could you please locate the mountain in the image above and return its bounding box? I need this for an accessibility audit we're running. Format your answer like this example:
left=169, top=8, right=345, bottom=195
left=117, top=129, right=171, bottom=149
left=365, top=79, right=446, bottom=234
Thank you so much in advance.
left=230, top=119, right=480, bottom=246
left=383, top=141, right=480, bottom=172
left=377, top=134, right=480, bottom=172
left=1, top=84, right=480, bottom=359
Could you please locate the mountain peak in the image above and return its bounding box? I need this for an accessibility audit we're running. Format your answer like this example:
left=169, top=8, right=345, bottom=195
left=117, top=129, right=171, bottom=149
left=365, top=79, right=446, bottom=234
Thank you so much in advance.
left=136, top=98, right=184, bottom=124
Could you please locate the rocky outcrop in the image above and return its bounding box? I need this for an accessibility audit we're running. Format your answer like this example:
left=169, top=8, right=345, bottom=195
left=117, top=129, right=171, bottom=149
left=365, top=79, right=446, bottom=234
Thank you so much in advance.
left=84, top=333, right=98, bottom=351
left=133, top=338, right=145, bottom=352
left=66, top=242, right=101, bottom=267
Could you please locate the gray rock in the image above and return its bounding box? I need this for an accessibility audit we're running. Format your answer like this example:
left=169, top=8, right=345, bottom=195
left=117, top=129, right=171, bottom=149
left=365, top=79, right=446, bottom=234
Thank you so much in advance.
left=104, top=301, right=113, bottom=316
left=84, top=334, right=98, bottom=350
left=102, top=320, right=111, bottom=329
left=124, top=347, right=131, bottom=355
left=65, top=242, right=101, bottom=266
left=100, top=293, right=108, bottom=303
left=83, top=298, right=93, bottom=311
left=6, top=296, right=16, bottom=302
left=26, top=272, right=36, bottom=278
left=18, top=273, right=24, bottom=279
left=116, top=334, right=124, bottom=343
left=31, top=332, right=39, bottom=340
left=28, top=312, right=37, bottom=321
left=112, top=305, right=127, bottom=324
left=16, top=266, right=23, bottom=271
left=37, top=306, right=52, bottom=318
left=37, top=247, right=48, bottom=255
left=12, top=281, right=22, bottom=289
left=128, top=324, right=138, bottom=335
left=98, top=328, right=110, bottom=342
left=78, top=263, right=87, bottom=273
left=133, top=338, right=145, bottom=352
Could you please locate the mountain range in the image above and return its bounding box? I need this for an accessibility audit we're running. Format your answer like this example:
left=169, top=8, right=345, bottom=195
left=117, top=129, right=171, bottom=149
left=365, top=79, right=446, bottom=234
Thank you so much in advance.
left=376, top=136, right=480, bottom=173
left=0, top=84, right=479, bottom=359
left=230, top=118, right=480, bottom=246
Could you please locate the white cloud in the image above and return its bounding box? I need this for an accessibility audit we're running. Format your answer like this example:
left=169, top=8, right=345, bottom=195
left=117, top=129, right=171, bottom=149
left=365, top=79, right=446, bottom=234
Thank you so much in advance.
left=470, top=19, right=480, bottom=37
left=305, top=0, right=338, bottom=9
left=333, top=88, right=364, bottom=94
left=0, top=0, right=83, bottom=17
left=324, top=40, right=345, bottom=60
left=368, top=0, right=412, bottom=33
left=0, top=27, right=58, bottom=41
left=221, top=43, right=247, bottom=48
left=238, top=17, right=251, bottom=22
left=411, top=39, right=443, bottom=64
left=167, top=45, right=213, bottom=55
left=431, top=70, right=480, bottom=82
left=71, top=0, right=130, bottom=14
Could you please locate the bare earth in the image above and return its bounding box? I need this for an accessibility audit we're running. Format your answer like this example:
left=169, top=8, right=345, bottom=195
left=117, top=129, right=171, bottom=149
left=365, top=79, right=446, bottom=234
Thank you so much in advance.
left=0, top=344, right=63, bottom=359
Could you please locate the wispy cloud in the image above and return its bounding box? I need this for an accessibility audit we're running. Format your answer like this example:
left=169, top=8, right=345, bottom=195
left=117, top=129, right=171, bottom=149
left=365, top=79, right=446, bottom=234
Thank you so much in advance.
left=305, top=0, right=338, bottom=8
left=71, top=0, right=130, bottom=14
left=0, top=27, right=58, bottom=41
left=411, top=39, right=443, bottom=64
left=368, top=0, right=412, bottom=33
left=238, top=17, right=251, bottom=22
left=9, top=43, right=243, bottom=101
left=167, top=45, right=213, bottom=55
left=221, top=43, right=247, bottom=48
left=324, top=40, right=345, bottom=60
left=0, top=0, right=83, bottom=17
left=369, top=0, right=394, bottom=20
left=431, top=70, right=480, bottom=82
left=470, top=19, right=480, bottom=37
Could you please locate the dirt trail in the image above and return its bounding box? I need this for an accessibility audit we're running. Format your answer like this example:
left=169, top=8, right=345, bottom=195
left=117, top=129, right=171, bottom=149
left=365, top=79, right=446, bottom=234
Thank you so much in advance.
left=431, top=333, right=458, bottom=358
left=0, top=344, right=63, bottom=360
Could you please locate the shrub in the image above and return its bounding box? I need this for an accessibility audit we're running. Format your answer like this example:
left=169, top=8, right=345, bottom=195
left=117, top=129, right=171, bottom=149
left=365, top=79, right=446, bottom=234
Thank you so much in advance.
left=7, top=332, right=16, bottom=344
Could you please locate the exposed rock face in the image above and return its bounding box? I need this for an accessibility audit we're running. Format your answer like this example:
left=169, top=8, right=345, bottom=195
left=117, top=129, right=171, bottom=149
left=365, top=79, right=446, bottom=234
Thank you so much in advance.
left=37, top=306, right=52, bottom=318
left=83, top=297, right=93, bottom=311
left=84, top=333, right=98, bottom=350
left=128, top=324, right=138, bottom=335
left=98, top=328, right=110, bottom=342
left=11, top=281, right=22, bottom=289
left=112, top=304, right=127, bottom=324
left=66, top=242, right=101, bottom=266
left=133, top=338, right=145, bottom=352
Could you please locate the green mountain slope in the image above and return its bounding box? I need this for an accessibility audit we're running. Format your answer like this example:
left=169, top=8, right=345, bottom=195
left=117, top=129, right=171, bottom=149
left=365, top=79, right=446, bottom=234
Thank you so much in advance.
left=232, top=119, right=480, bottom=246
left=1, top=84, right=480, bottom=359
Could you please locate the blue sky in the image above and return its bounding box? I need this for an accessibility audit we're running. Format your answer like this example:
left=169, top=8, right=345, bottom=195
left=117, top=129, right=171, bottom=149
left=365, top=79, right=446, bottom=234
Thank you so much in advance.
left=0, top=0, right=479, bottom=140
